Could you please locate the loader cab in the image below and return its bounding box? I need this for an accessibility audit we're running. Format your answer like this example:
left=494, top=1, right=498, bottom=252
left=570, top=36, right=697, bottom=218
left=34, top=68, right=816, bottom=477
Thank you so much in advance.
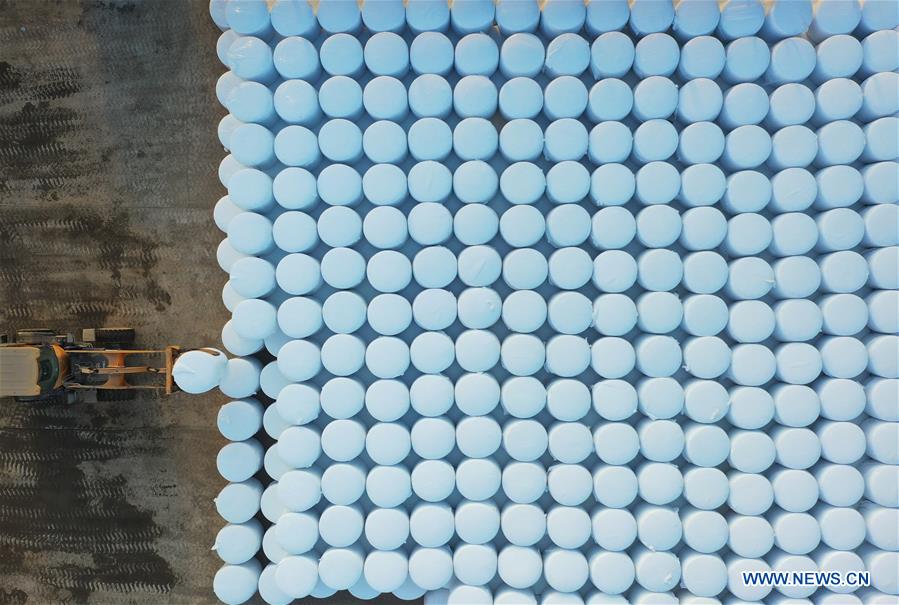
left=0, top=344, right=67, bottom=399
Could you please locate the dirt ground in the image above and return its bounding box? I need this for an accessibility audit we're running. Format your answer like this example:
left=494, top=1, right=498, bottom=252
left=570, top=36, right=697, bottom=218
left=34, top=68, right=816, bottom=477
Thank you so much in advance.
left=1, top=1, right=235, bottom=603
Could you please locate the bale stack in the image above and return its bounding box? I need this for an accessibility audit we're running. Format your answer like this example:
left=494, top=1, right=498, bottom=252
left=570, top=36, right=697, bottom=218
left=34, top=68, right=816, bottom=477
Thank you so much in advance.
left=200, top=0, right=899, bottom=603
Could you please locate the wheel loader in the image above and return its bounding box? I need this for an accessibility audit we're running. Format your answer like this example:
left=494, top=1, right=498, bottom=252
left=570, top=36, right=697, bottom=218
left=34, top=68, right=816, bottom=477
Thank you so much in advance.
left=0, top=328, right=182, bottom=403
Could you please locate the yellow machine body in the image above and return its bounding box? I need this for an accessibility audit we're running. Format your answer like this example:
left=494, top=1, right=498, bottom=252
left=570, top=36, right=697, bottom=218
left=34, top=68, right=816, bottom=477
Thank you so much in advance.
left=0, top=334, right=181, bottom=401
